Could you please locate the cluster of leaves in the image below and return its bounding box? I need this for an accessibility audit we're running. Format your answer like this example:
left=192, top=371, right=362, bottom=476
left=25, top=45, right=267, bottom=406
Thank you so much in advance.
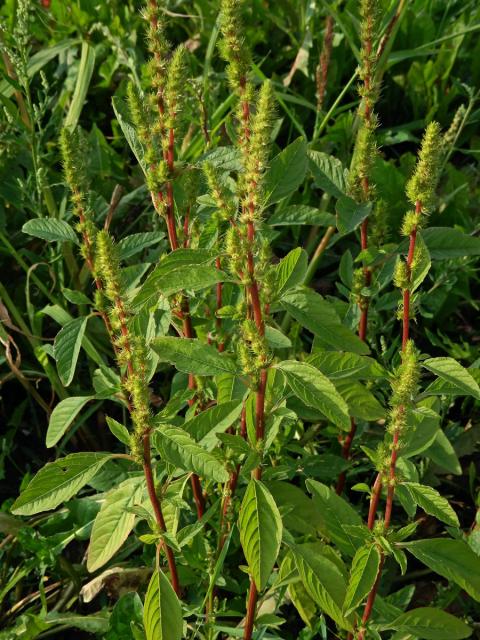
left=1, top=1, right=480, bottom=639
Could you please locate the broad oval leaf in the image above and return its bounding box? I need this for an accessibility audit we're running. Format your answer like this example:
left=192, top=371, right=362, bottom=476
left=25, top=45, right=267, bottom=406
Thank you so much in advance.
left=117, top=232, right=165, bottom=260
left=153, top=425, right=229, bottom=483
left=46, top=395, right=94, bottom=448
left=54, top=316, right=88, bottom=387
left=276, top=360, right=350, bottom=430
left=182, top=400, right=243, bottom=449
left=420, top=227, right=480, bottom=259
left=264, top=138, right=308, bottom=205
left=343, top=544, right=381, bottom=616
left=405, top=538, right=480, bottom=601
left=274, top=248, right=308, bottom=296
left=11, top=453, right=113, bottom=516
left=22, top=219, right=79, bottom=245
left=87, top=476, right=145, bottom=572
left=402, top=482, right=459, bottom=527
left=306, top=479, right=362, bottom=557
left=280, top=286, right=369, bottom=355
left=143, top=569, right=182, bottom=640
left=239, top=479, right=283, bottom=591
left=336, top=196, right=372, bottom=236
left=292, top=543, right=353, bottom=631
left=151, top=337, right=239, bottom=376
left=308, top=151, right=348, bottom=198
left=423, top=357, right=480, bottom=400
left=387, top=607, right=472, bottom=640
left=268, top=205, right=335, bottom=227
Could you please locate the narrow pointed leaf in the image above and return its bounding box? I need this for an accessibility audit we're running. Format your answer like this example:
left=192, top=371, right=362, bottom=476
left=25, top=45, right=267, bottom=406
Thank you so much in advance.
left=87, top=477, right=145, bottom=572
left=11, top=453, right=113, bottom=515
left=386, top=607, right=472, bottom=639
left=143, top=569, right=182, bottom=640
left=276, top=360, right=350, bottom=430
left=343, top=544, right=381, bottom=615
left=153, top=425, right=229, bottom=482
left=402, top=482, right=459, bottom=527
left=423, top=357, right=480, bottom=399
left=405, top=539, right=480, bottom=601
left=151, top=337, right=238, bottom=376
left=239, top=479, right=283, bottom=591
left=54, top=316, right=88, bottom=386
left=46, top=395, right=94, bottom=448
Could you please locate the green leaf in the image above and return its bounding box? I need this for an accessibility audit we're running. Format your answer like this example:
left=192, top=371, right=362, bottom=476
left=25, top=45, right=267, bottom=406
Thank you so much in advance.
left=292, top=543, right=352, bottom=631
left=308, top=151, right=348, bottom=198
left=87, top=477, right=144, bottom=572
left=64, top=42, right=95, bottom=130
left=153, top=425, right=229, bottom=482
left=423, top=357, right=480, bottom=399
left=238, top=479, right=283, bottom=591
left=106, top=416, right=131, bottom=447
left=269, top=205, right=335, bottom=227
left=117, top=232, right=165, bottom=260
left=401, top=482, right=459, bottom=527
left=62, top=288, right=92, bottom=305
left=46, top=396, right=94, bottom=448
left=265, top=138, right=308, bottom=205
left=132, top=250, right=223, bottom=309
left=151, top=337, right=238, bottom=376
left=265, top=326, right=292, bottom=349
left=280, top=286, right=369, bottom=355
left=426, top=429, right=462, bottom=475
left=11, top=453, right=113, bottom=515
left=54, top=316, right=88, bottom=387
left=270, top=481, right=323, bottom=536
left=422, top=227, right=480, bottom=259
left=307, top=351, right=386, bottom=380
left=274, top=248, right=308, bottom=296
left=22, top=219, right=79, bottom=245
left=343, top=544, right=381, bottom=616
left=410, top=232, right=431, bottom=291
left=143, top=569, right=183, bottom=640
left=334, top=380, right=385, bottom=421
left=336, top=197, right=372, bottom=236
left=276, top=360, right=350, bottom=430
left=182, top=400, right=243, bottom=449
left=386, top=607, right=472, bottom=639
left=405, top=539, right=480, bottom=601
left=401, top=406, right=440, bottom=459
left=306, top=479, right=362, bottom=556
left=112, top=95, right=146, bottom=174
left=45, top=612, right=109, bottom=633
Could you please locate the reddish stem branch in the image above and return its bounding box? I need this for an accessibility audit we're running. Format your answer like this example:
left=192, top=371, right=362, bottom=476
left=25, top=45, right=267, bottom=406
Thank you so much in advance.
left=143, top=433, right=180, bottom=595
left=358, top=200, right=422, bottom=637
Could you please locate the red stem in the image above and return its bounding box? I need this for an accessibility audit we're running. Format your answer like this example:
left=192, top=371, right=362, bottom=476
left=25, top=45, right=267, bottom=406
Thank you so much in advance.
left=244, top=580, right=258, bottom=639
left=359, top=199, right=423, bottom=633
left=216, top=256, right=225, bottom=352
left=143, top=433, right=180, bottom=596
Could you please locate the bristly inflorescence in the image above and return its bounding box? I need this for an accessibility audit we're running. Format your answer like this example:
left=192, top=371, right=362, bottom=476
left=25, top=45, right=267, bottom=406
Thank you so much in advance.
left=59, top=127, right=98, bottom=272
left=95, top=231, right=153, bottom=460
left=128, top=3, right=190, bottom=216
left=241, top=81, right=276, bottom=220
left=379, top=340, right=419, bottom=470
left=219, top=0, right=251, bottom=96
left=406, top=121, right=443, bottom=212
left=348, top=0, right=380, bottom=204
